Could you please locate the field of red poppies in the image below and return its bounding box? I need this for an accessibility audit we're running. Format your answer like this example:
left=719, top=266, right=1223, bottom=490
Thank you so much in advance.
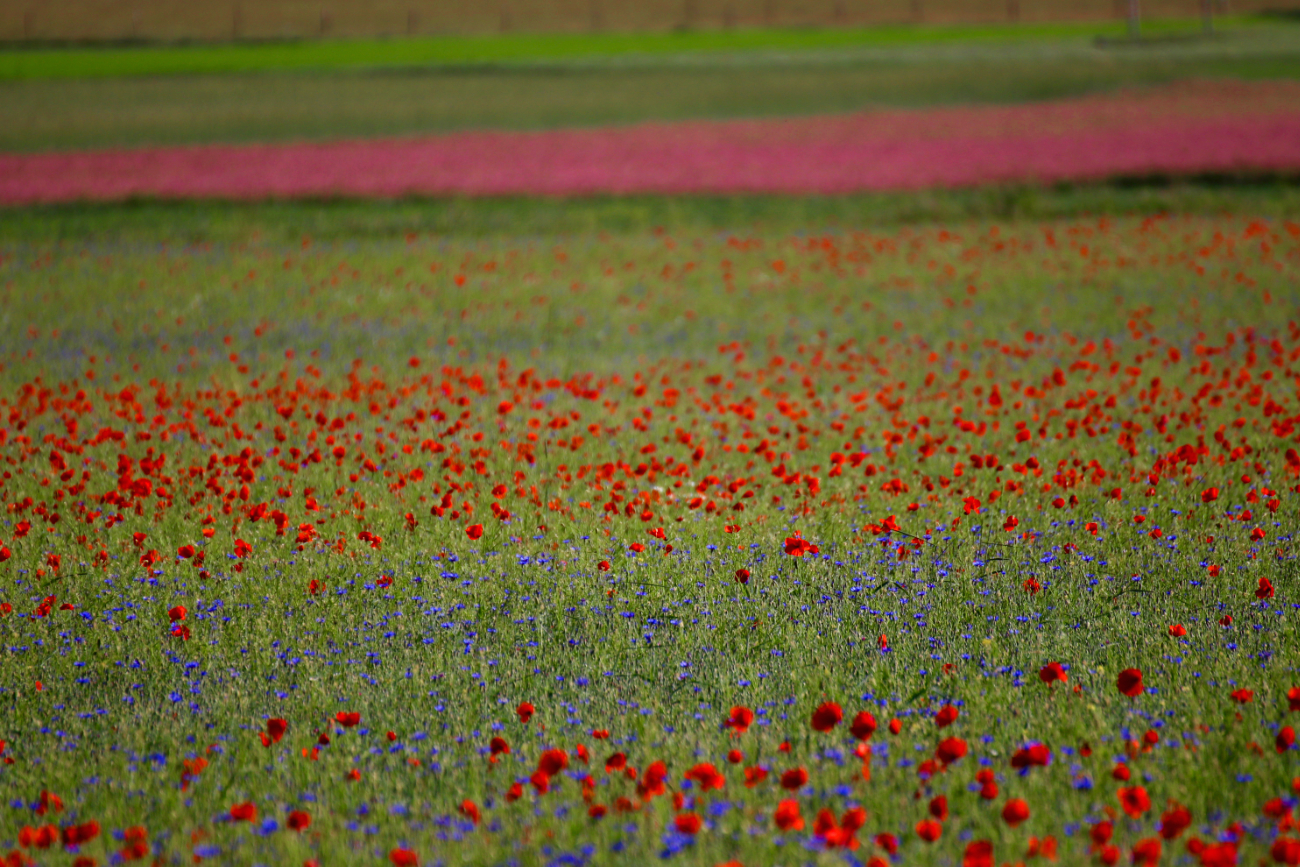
left=0, top=199, right=1295, bottom=866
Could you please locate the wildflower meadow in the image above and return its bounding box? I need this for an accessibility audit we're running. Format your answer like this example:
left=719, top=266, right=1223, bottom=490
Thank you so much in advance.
left=0, top=199, right=1297, bottom=867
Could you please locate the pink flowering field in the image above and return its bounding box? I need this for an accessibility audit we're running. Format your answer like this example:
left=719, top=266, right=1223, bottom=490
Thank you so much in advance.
left=1, top=79, right=1298, bottom=203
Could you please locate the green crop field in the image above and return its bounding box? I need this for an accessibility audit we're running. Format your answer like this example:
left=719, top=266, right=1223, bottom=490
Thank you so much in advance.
left=0, top=188, right=1298, bottom=866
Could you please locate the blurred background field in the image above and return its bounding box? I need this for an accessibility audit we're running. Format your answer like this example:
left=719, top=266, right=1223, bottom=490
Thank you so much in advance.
left=4, top=0, right=1297, bottom=42
left=1, top=14, right=1299, bottom=154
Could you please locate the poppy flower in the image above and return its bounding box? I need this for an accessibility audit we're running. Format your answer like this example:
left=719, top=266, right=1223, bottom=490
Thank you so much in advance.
left=591, top=729, right=610, bottom=740
left=537, top=749, right=568, bottom=777
left=977, top=768, right=998, bottom=799
left=1159, top=804, right=1191, bottom=839
left=1278, top=726, right=1296, bottom=754
left=1289, top=686, right=1300, bottom=712
left=735, top=568, right=750, bottom=584
left=934, top=705, right=959, bottom=728
left=604, top=752, right=626, bottom=773
left=1202, top=487, right=1219, bottom=503
left=1231, top=688, right=1254, bottom=704
left=811, top=701, right=843, bottom=732
left=783, top=536, right=815, bottom=557
left=517, top=702, right=535, bottom=723
left=1002, top=798, right=1030, bottom=827
left=389, top=849, right=419, bottom=867
left=1168, top=624, right=1187, bottom=637
left=230, top=802, right=256, bottom=822
left=1273, top=838, right=1300, bottom=865
left=936, top=737, right=968, bottom=765
left=779, top=767, right=808, bottom=790
left=287, top=810, right=311, bottom=831
left=588, top=804, right=607, bottom=819
left=674, top=813, right=702, bottom=835
left=334, top=711, right=360, bottom=728
left=1038, top=662, right=1066, bottom=684
left=1257, top=577, right=1276, bottom=599
left=262, top=717, right=287, bottom=747
left=489, top=736, right=510, bottom=760
left=168, top=605, right=186, bottom=622
left=1010, top=743, right=1051, bottom=769
left=724, top=705, right=755, bottom=733
left=774, top=799, right=804, bottom=831
left=963, top=839, right=994, bottom=867
left=458, top=800, right=480, bottom=825
left=915, top=819, right=942, bottom=842
left=743, top=765, right=768, bottom=787
left=850, top=711, right=877, bottom=740
left=888, top=718, right=901, bottom=735
left=61, top=821, right=100, bottom=846
left=465, top=524, right=484, bottom=540
left=1131, top=838, right=1161, bottom=867
left=1116, top=668, right=1144, bottom=698
left=726, top=749, right=743, bottom=764
left=1119, top=786, right=1152, bottom=817
left=875, top=833, right=899, bottom=854
left=929, top=794, right=949, bottom=820
left=1112, top=763, right=1131, bottom=781
left=684, top=763, right=725, bottom=792
left=505, top=782, right=523, bottom=802
left=1220, top=614, right=1234, bottom=627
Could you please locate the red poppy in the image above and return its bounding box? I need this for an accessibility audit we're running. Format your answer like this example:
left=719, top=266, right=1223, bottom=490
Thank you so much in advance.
left=1119, top=786, right=1152, bottom=817
left=875, top=832, right=899, bottom=854
left=591, top=729, right=609, bottom=739
left=735, top=568, right=750, bottom=584
left=936, top=737, right=968, bottom=765
left=465, top=524, right=484, bottom=540
left=929, top=794, right=949, bottom=820
left=774, top=799, right=804, bottom=831
left=1010, top=743, right=1051, bottom=769
left=724, top=705, right=755, bottom=733
left=168, top=605, right=186, bottom=622
left=588, top=804, right=607, bottom=819
left=1257, top=577, right=1276, bottom=599
left=287, top=810, right=311, bottom=831
left=1201, top=487, right=1219, bottom=503
left=1038, top=662, right=1066, bottom=684
left=1159, top=804, right=1191, bottom=839
left=915, top=819, right=942, bottom=842
left=888, top=718, right=901, bottom=735
left=1231, top=688, right=1254, bottom=704
left=334, top=711, right=360, bottom=728
left=783, top=536, right=816, bottom=557
left=1131, top=838, right=1161, bottom=867
left=1278, top=726, right=1296, bottom=754
left=537, top=749, right=568, bottom=777
left=458, top=800, right=480, bottom=825
left=1289, top=686, right=1300, bottom=712
left=230, top=802, right=256, bottom=822
left=389, top=849, right=419, bottom=867
left=743, top=765, right=768, bottom=787
left=1112, top=763, right=1131, bottom=782
left=811, top=702, right=843, bottom=733
left=674, top=813, right=702, bottom=835
left=963, top=840, right=994, bottom=867
left=1168, top=624, right=1187, bottom=637
left=61, top=820, right=100, bottom=846
left=684, top=763, right=725, bottom=792
left=934, top=705, right=959, bottom=728
left=779, top=767, right=809, bottom=790
left=1272, top=838, right=1300, bottom=865
left=726, top=749, right=743, bottom=764
left=604, top=752, right=626, bottom=773
left=1116, top=668, right=1144, bottom=698
left=516, top=702, right=535, bottom=723
left=489, top=736, right=510, bottom=760
left=597, top=561, right=610, bottom=572
left=1002, top=798, right=1029, bottom=827
left=977, top=768, right=998, bottom=799
left=850, top=711, right=877, bottom=740
left=262, top=717, right=288, bottom=747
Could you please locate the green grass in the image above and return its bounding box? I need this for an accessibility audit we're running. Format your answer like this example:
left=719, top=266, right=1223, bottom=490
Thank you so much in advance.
left=0, top=14, right=1279, bottom=81
left=0, top=189, right=1298, bottom=864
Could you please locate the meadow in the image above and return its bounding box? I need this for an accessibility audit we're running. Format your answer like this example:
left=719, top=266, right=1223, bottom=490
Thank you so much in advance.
left=0, top=189, right=1298, bottom=866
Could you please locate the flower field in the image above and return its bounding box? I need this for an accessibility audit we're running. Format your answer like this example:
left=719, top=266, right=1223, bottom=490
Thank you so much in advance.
left=3, top=80, right=1300, bottom=205
left=0, top=204, right=1299, bottom=867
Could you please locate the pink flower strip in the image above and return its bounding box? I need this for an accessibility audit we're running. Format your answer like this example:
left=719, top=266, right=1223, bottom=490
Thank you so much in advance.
left=3, top=83, right=1298, bottom=203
